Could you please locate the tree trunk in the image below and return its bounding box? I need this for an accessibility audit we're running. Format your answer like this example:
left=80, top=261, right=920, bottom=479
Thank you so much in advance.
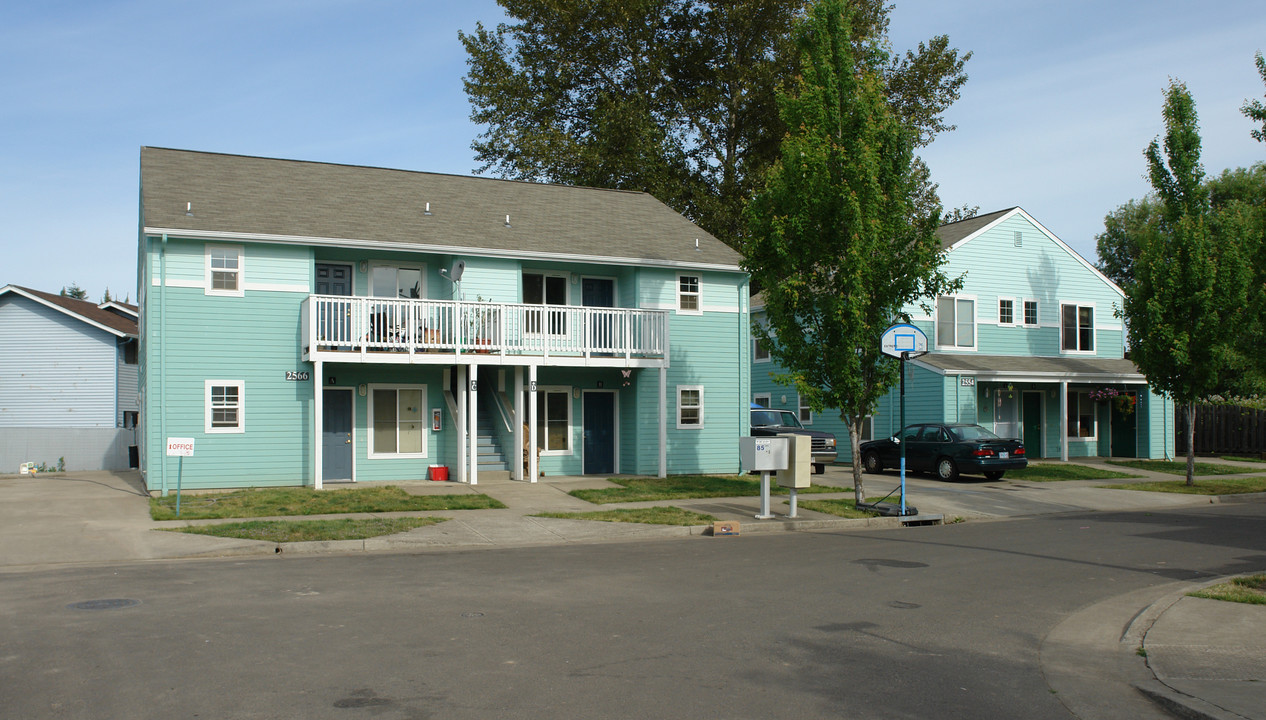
left=849, top=418, right=866, bottom=505
left=1185, top=399, right=1196, bottom=486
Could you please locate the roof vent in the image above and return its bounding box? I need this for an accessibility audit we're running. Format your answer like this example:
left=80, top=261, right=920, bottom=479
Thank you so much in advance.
left=1013, top=231, right=1023, bottom=247
left=185, top=202, right=193, bottom=217
left=694, top=238, right=700, bottom=251
left=504, top=214, right=512, bottom=228
left=424, top=202, right=432, bottom=216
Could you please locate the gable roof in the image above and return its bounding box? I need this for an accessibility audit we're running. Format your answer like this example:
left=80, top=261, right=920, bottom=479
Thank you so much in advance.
left=140, top=147, right=742, bottom=271
left=935, top=206, right=1122, bottom=296
left=0, top=285, right=138, bottom=338
left=98, top=301, right=138, bottom=318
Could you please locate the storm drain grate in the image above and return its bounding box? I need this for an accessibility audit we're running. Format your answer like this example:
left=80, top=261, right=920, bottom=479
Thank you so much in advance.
left=68, top=599, right=141, bottom=611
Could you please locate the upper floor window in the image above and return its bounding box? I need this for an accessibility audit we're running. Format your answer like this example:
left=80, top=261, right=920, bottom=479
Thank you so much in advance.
left=1023, top=300, right=1039, bottom=327
left=371, top=265, right=423, bottom=299
left=1061, top=304, right=1094, bottom=352
left=206, top=245, right=243, bottom=296
left=678, top=275, right=701, bottom=314
left=998, top=298, right=1015, bottom=326
left=936, top=296, right=976, bottom=349
left=524, top=273, right=568, bottom=335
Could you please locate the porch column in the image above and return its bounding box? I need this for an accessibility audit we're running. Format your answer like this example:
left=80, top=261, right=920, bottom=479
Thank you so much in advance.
left=528, top=364, right=538, bottom=482
left=468, top=362, right=479, bottom=486
left=513, top=366, right=524, bottom=481
left=457, top=365, right=468, bottom=483
left=313, top=359, right=323, bottom=490
left=658, top=366, right=667, bottom=478
left=1059, top=380, right=1069, bottom=461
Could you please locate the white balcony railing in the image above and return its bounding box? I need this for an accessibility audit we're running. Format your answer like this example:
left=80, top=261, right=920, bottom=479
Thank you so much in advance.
left=303, top=295, right=668, bottom=360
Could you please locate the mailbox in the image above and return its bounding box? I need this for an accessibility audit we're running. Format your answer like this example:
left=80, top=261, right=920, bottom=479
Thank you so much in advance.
left=740, top=436, right=789, bottom=472
left=775, top=433, right=812, bottom=489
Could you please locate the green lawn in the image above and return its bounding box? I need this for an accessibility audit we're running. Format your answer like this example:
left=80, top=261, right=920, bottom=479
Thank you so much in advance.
left=1105, top=459, right=1258, bottom=476
left=151, top=486, right=505, bottom=520
left=1189, top=574, right=1266, bottom=605
left=568, top=475, right=836, bottom=504
left=165, top=516, right=446, bottom=543
left=1006, top=463, right=1141, bottom=482
left=1100, top=476, right=1266, bottom=495
left=797, top=498, right=881, bottom=519
left=533, top=506, right=716, bottom=526
left=1222, top=455, right=1266, bottom=463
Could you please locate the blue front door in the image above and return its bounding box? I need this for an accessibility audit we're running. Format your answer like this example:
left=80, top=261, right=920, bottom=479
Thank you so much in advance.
left=323, top=388, right=353, bottom=481
left=583, top=391, right=616, bottom=474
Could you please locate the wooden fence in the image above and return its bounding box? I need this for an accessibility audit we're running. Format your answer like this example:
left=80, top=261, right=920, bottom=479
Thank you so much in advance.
left=1176, top=405, right=1266, bottom=455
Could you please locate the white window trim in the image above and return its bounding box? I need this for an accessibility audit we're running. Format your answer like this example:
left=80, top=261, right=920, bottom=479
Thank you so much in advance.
left=676, top=274, right=702, bottom=315
left=752, top=393, right=771, bottom=408
left=798, top=393, right=813, bottom=425
left=753, top=338, right=770, bottom=363
left=536, top=385, right=574, bottom=456
left=935, top=294, right=978, bottom=351
left=1022, top=298, right=1040, bottom=328
left=205, top=245, right=244, bottom=297
left=205, top=379, right=245, bottom=434
left=367, top=384, right=429, bottom=459
left=368, top=262, right=427, bottom=299
left=859, top=415, right=874, bottom=442
left=1059, top=302, right=1097, bottom=355
left=1067, top=390, right=1098, bottom=441
left=677, top=385, right=704, bottom=429
left=997, top=296, right=1017, bottom=327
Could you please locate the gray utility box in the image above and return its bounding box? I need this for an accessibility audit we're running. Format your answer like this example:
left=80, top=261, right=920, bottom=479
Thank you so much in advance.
left=775, top=433, right=812, bottom=489
left=740, top=436, right=789, bottom=472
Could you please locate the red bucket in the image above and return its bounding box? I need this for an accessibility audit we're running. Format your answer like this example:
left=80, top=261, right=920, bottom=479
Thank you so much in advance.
left=428, top=466, right=449, bottom=482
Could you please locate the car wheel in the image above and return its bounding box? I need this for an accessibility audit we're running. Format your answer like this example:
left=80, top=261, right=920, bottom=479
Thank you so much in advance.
left=863, top=451, right=882, bottom=474
left=984, top=471, right=1005, bottom=481
left=936, top=457, right=959, bottom=482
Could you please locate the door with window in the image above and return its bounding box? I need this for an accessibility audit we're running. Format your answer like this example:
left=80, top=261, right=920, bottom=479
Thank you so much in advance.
left=582, top=278, right=615, bottom=353
left=315, top=264, right=354, bottom=344
left=323, top=388, right=353, bottom=481
left=583, top=391, right=616, bottom=474
left=524, top=272, right=568, bottom=338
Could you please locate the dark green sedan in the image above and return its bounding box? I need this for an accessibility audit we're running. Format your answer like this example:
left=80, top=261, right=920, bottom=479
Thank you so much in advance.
left=860, top=423, right=1027, bottom=481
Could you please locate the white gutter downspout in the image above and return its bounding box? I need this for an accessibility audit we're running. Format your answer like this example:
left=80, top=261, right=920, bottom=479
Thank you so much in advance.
left=1059, top=380, right=1069, bottom=462
left=159, top=233, right=168, bottom=496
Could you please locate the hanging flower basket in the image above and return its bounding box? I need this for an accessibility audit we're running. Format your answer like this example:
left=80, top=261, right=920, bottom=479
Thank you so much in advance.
left=1113, top=393, right=1136, bottom=416
left=1087, top=387, right=1119, bottom=403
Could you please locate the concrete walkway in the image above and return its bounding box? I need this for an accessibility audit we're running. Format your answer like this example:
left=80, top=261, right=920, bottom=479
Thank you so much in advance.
left=1, top=460, right=1263, bottom=719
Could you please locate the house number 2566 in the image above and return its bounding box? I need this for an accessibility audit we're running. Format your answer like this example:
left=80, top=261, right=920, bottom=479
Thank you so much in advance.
left=285, top=371, right=310, bottom=381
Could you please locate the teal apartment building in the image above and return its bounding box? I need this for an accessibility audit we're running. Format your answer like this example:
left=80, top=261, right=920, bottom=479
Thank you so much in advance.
left=138, top=148, right=751, bottom=493
left=752, top=207, right=1175, bottom=462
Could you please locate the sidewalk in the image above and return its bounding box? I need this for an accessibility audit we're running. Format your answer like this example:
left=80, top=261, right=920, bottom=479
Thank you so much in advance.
left=1, top=463, right=1263, bottom=719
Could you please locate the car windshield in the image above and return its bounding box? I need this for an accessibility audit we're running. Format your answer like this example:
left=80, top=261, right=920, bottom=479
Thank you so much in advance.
left=752, top=410, right=803, bottom=428
left=950, top=425, right=1001, bottom=442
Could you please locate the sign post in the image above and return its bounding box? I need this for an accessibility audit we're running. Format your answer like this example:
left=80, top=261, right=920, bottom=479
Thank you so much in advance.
left=166, top=438, right=195, bottom=517
left=879, top=324, right=929, bottom=516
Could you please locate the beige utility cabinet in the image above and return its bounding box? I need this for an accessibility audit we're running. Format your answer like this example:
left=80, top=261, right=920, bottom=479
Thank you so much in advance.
left=775, top=433, right=812, bottom=489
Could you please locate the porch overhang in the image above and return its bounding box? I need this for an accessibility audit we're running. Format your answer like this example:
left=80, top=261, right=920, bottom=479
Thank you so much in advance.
left=912, top=353, right=1146, bottom=384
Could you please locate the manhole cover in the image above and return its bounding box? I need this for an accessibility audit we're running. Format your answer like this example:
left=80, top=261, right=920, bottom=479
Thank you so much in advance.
left=461, top=612, right=484, bottom=618
left=68, top=599, right=141, bottom=611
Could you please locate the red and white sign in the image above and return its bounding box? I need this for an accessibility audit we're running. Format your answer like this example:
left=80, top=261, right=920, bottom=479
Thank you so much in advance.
left=166, top=438, right=195, bottom=457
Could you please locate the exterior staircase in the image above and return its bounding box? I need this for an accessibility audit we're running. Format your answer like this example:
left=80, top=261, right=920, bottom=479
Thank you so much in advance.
left=475, top=393, right=512, bottom=482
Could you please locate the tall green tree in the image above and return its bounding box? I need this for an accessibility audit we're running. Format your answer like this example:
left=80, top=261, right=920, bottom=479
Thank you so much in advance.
left=60, top=284, right=87, bottom=300
left=1124, top=81, right=1252, bottom=485
left=459, top=0, right=970, bottom=249
left=1243, top=51, right=1266, bottom=142
left=743, top=0, right=959, bottom=503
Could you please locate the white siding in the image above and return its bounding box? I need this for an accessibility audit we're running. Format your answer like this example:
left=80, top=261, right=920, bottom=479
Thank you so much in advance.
left=0, top=295, right=118, bottom=427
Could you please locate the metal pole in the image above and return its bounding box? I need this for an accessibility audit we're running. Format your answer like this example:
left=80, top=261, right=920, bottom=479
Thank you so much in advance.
left=900, top=351, right=907, bottom=517
left=176, top=456, right=183, bottom=518
left=788, top=488, right=798, bottom=518
left=756, top=471, right=773, bottom=519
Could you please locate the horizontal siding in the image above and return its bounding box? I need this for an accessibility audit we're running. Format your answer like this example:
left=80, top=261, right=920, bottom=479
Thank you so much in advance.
left=0, top=295, right=117, bottom=427
left=117, top=342, right=139, bottom=424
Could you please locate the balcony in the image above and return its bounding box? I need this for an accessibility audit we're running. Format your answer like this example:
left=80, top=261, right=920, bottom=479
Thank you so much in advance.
left=301, top=295, right=669, bottom=366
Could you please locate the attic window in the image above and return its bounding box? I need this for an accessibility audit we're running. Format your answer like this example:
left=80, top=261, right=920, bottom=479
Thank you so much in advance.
left=1013, top=231, right=1023, bottom=247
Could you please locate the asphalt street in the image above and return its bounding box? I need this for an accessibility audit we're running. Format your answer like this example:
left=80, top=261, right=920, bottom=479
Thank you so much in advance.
left=2, top=501, right=1263, bottom=719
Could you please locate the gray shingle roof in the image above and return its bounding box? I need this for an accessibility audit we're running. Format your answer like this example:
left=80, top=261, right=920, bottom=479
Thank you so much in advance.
left=140, top=148, right=741, bottom=270
left=917, top=352, right=1144, bottom=380
left=934, top=207, right=1017, bottom=249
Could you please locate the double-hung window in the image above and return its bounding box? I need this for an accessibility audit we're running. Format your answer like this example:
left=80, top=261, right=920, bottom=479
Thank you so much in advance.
left=535, top=387, right=572, bottom=453
left=798, top=394, right=812, bottom=424
left=677, top=386, right=703, bottom=428
left=998, top=298, right=1015, bottom=326
left=1067, top=391, right=1096, bottom=439
left=1023, top=300, right=1039, bottom=327
left=524, top=272, right=568, bottom=335
left=370, top=385, right=426, bottom=456
left=206, top=246, right=243, bottom=296
left=936, top=296, right=976, bottom=349
left=677, top=275, right=701, bottom=314
left=205, top=380, right=245, bottom=433
left=1061, top=304, right=1094, bottom=352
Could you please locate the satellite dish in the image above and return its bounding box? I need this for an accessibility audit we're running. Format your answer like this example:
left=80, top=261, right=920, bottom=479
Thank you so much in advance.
left=450, top=259, right=465, bottom=282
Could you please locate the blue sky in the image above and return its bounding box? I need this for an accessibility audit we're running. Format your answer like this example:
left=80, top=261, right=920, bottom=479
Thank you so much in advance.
left=2, top=0, right=1263, bottom=302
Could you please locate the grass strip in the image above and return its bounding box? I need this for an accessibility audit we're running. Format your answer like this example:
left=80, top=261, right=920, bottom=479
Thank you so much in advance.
left=1105, top=459, right=1258, bottom=476
left=569, top=475, right=836, bottom=504
left=151, top=486, right=504, bottom=520
left=1100, top=476, right=1266, bottom=495
left=1188, top=574, right=1266, bottom=605
left=165, top=516, right=446, bottom=543
left=533, top=506, right=716, bottom=526
left=1222, top=455, right=1266, bottom=463
left=797, top=498, right=881, bottom=519
left=1006, top=463, right=1141, bottom=482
